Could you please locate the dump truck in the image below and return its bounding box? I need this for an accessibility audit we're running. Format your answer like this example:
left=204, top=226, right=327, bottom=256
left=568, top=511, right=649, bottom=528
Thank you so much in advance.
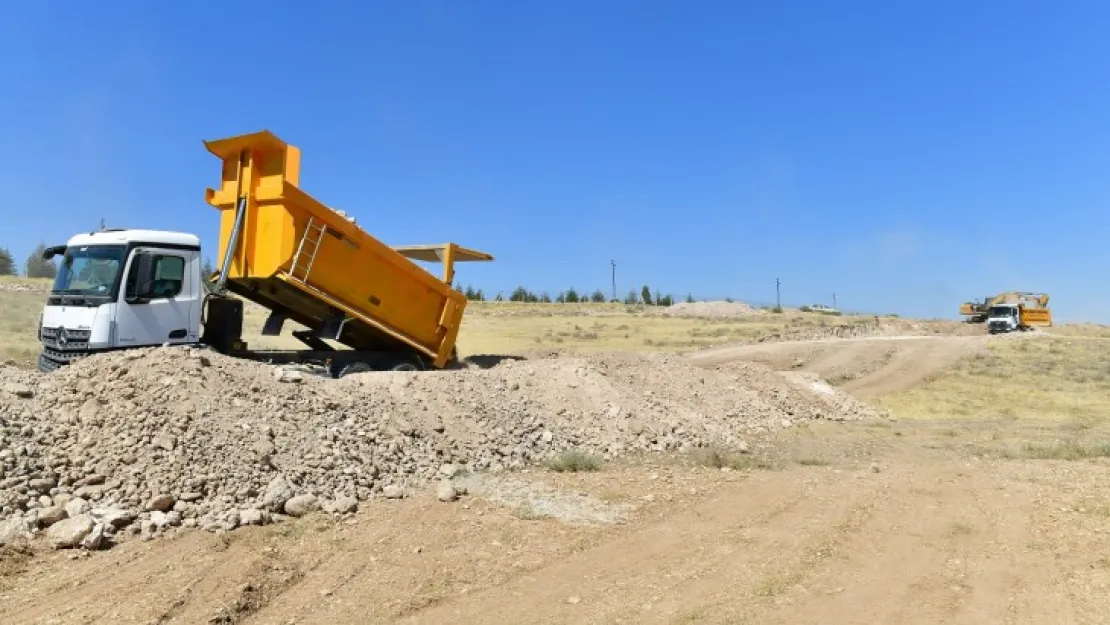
left=986, top=292, right=1052, bottom=334
left=35, top=130, right=493, bottom=377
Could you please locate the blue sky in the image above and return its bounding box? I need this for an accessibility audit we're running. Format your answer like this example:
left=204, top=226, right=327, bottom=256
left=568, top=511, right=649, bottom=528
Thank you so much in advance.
left=1, top=1, right=1108, bottom=321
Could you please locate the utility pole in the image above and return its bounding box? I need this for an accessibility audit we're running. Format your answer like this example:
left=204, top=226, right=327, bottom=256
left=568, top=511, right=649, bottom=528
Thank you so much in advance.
left=611, top=260, right=617, bottom=302
left=833, top=292, right=838, bottom=310
left=776, top=278, right=781, bottom=310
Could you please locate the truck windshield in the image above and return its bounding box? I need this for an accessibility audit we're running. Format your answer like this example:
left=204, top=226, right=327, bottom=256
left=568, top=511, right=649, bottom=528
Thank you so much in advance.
left=52, top=245, right=126, bottom=295
left=988, top=306, right=1015, bottom=317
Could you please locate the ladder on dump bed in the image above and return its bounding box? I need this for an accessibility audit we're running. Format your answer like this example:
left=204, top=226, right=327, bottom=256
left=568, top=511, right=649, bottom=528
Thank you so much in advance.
left=290, top=217, right=326, bottom=284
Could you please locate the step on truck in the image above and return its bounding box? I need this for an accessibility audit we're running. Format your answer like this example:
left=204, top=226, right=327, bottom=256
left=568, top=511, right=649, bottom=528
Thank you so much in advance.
left=36, top=130, right=493, bottom=377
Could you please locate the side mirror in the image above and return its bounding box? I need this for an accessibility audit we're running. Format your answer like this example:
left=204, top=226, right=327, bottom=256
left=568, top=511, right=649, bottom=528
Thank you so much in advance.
left=125, top=253, right=156, bottom=304
left=42, top=245, right=66, bottom=260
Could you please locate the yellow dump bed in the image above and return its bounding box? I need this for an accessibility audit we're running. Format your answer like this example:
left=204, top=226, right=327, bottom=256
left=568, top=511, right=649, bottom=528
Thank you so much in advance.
left=1020, top=306, right=1052, bottom=328
left=203, top=130, right=491, bottom=368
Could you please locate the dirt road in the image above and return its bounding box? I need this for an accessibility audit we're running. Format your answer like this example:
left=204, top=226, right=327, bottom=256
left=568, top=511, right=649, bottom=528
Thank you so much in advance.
left=686, top=335, right=989, bottom=399
left=2, top=419, right=1108, bottom=625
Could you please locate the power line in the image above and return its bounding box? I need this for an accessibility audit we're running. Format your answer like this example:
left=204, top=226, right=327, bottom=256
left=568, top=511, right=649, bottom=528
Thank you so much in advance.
left=610, top=260, right=617, bottom=302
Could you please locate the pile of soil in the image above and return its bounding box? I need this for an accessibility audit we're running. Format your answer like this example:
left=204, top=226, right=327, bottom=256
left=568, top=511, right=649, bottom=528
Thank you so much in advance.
left=0, top=346, right=878, bottom=549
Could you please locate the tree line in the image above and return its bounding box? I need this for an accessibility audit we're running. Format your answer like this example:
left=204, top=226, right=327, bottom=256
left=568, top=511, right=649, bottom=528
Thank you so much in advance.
left=0, top=243, right=58, bottom=279
left=461, top=284, right=689, bottom=307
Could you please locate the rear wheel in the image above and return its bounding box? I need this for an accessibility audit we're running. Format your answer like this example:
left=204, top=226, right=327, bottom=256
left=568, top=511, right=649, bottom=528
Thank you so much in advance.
left=384, top=353, right=425, bottom=372
left=334, top=361, right=373, bottom=378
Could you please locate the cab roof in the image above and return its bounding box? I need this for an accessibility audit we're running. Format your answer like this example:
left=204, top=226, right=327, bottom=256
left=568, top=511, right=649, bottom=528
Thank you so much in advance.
left=65, top=229, right=201, bottom=249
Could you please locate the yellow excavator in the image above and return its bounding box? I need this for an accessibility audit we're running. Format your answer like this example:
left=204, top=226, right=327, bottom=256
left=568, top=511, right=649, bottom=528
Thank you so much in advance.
left=959, top=294, right=997, bottom=323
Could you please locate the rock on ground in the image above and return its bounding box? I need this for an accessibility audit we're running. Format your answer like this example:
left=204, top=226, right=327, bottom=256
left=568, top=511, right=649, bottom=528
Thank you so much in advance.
left=47, top=515, right=95, bottom=549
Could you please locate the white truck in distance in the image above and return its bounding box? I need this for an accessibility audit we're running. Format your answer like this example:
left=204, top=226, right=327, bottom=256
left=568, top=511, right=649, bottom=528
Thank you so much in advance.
left=37, top=229, right=205, bottom=372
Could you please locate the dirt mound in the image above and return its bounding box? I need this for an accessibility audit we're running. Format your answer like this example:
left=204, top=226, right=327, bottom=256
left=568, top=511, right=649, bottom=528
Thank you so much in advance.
left=660, top=300, right=758, bottom=319
left=0, top=346, right=877, bottom=550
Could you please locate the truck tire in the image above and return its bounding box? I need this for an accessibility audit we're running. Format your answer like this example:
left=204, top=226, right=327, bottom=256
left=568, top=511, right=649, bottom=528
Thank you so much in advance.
left=385, top=354, right=424, bottom=372
left=335, top=362, right=373, bottom=378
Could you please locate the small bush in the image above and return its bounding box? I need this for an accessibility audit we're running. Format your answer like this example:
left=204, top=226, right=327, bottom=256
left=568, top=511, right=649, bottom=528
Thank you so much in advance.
left=689, top=446, right=774, bottom=470
left=547, top=450, right=603, bottom=472
left=1013, top=441, right=1110, bottom=460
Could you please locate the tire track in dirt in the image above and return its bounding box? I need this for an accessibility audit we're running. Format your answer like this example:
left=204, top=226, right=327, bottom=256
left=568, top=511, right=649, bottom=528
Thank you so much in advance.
left=729, top=460, right=1077, bottom=625
left=686, top=335, right=988, bottom=400
left=389, top=466, right=895, bottom=625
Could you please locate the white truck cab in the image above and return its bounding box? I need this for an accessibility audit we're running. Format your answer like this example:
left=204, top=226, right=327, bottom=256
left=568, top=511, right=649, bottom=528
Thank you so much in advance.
left=38, top=229, right=204, bottom=372
left=986, top=304, right=1020, bottom=334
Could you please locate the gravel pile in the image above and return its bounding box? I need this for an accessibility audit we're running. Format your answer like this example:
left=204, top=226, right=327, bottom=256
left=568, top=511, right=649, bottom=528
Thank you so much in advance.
left=0, top=346, right=878, bottom=549
left=660, top=301, right=759, bottom=319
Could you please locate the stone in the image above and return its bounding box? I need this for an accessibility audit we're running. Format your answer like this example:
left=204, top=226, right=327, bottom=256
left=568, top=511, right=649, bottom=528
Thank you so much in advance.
left=78, top=398, right=101, bottom=422
left=4, top=383, right=33, bottom=399
left=152, top=433, right=177, bottom=452
left=75, top=484, right=107, bottom=499
left=80, top=523, right=106, bottom=550
left=331, top=496, right=358, bottom=514
left=28, top=478, right=56, bottom=493
left=146, top=494, right=175, bottom=512
left=47, top=514, right=95, bottom=549
left=436, top=481, right=458, bottom=503
left=0, top=517, right=33, bottom=546
left=65, top=497, right=91, bottom=517
left=284, top=494, right=319, bottom=518
left=382, top=485, right=404, bottom=499
left=150, top=511, right=171, bottom=529
left=98, top=508, right=136, bottom=529
left=262, top=477, right=295, bottom=512
left=239, top=509, right=263, bottom=526
left=439, top=464, right=460, bottom=478
left=274, top=368, right=303, bottom=383
left=36, top=506, right=68, bottom=528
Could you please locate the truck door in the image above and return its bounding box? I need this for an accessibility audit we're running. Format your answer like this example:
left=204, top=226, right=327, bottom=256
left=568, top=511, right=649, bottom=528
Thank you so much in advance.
left=115, top=248, right=200, bottom=347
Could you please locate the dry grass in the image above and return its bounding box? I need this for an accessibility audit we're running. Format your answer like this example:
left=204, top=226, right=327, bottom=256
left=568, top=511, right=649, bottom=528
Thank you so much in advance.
left=876, top=335, right=1110, bottom=422
left=1007, top=440, right=1110, bottom=460
left=688, top=446, right=776, bottom=471
left=545, top=450, right=603, bottom=473
left=0, top=277, right=50, bottom=365
left=457, top=303, right=877, bottom=357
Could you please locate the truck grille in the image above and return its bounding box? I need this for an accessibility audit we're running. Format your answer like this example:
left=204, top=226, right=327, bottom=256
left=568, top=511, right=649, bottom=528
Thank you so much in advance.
left=40, top=327, right=92, bottom=351
left=39, top=327, right=94, bottom=369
